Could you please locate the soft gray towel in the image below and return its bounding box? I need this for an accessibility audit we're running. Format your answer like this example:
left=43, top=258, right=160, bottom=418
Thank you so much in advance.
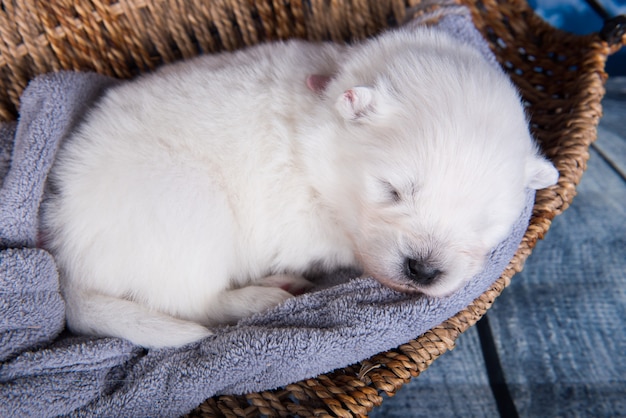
left=0, top=10, right=534, bottom=417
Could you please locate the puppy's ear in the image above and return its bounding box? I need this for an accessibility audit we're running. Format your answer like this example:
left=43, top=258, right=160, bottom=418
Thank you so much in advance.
left=336, top=86, right=376, bottom=121
left=525, top=154, right=559, bottom=189
left=306, top=74, right=332, bottom=94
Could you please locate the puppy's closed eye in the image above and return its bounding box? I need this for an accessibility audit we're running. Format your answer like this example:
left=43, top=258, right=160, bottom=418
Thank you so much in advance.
left=380, top=180, right=402, bottom=203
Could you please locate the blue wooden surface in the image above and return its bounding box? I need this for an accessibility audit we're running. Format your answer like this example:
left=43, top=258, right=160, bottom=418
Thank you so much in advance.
left=370, top=78, right=626, bottom=418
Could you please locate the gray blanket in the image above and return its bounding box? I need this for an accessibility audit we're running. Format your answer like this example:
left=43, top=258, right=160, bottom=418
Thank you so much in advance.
left=0, top=11, right=533, bottom=417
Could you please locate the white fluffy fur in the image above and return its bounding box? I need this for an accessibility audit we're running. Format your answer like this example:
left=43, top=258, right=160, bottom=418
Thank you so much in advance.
left=40, top=25, right=558, bottom=348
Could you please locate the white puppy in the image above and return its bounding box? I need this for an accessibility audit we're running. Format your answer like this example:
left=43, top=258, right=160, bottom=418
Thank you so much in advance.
left=40, top=24, right=558, bottom=348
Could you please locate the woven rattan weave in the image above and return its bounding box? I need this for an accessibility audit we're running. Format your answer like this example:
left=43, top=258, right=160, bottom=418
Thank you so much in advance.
left=1, top=0, right=624, bottom=416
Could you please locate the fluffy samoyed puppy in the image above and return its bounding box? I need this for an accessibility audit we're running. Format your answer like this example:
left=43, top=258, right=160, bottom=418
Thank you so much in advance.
left=40, top=23, right=558, bottom=348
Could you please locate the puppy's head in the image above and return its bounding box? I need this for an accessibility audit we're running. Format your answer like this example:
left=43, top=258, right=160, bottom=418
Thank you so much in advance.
left=318, top=30, right=558, bottom=297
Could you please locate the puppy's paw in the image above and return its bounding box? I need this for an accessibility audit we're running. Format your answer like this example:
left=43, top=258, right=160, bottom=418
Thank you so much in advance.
left=215, top=285, right=294, bottom=324
left=248, top=286, right=295, bottom=310
left=259, top=274, right=314, bottom=296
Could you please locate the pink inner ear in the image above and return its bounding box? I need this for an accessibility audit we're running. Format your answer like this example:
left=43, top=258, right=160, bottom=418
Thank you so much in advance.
left=306, top=74, right=331, bottom=94
left=343, top=89, right=355, bottom=104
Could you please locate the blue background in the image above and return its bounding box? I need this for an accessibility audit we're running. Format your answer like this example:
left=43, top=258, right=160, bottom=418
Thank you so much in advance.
left=530, top=0, right=626, bottom=75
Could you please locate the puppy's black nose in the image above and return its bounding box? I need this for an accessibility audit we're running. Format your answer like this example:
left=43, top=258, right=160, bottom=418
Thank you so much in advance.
left=404, top=258, right=441, bottom=286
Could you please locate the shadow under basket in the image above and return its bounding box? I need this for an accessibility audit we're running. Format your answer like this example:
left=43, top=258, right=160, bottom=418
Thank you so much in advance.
left=1, top=0, right=624, bottom=416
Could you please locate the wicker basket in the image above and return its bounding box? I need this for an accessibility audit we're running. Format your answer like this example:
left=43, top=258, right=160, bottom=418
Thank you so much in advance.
left=1, top=1, right=624, bottom=416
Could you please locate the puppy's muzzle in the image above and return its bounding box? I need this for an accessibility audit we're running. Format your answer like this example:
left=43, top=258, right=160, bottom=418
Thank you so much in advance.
left=403, top=257, right=441, bottom=286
